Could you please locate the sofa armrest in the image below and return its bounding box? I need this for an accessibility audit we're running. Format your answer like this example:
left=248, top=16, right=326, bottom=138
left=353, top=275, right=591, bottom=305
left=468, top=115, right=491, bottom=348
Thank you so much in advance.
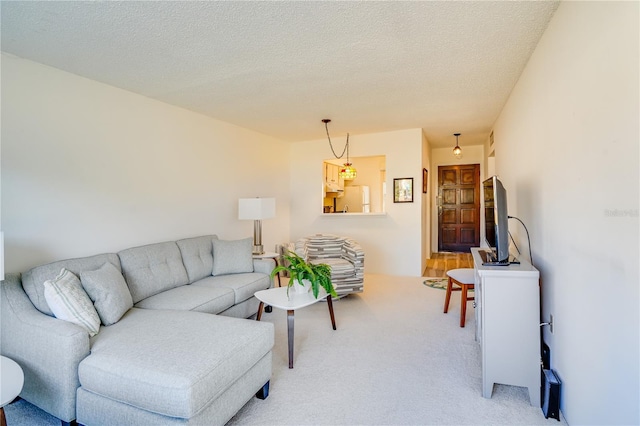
left=253, top=259, right=276, bottom=288
left=1, top=273, right=90, bottom=422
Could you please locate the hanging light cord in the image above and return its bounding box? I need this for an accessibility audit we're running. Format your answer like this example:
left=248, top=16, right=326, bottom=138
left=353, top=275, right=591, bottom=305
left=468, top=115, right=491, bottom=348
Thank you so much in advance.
left=325, top=121, right=349, bottom=160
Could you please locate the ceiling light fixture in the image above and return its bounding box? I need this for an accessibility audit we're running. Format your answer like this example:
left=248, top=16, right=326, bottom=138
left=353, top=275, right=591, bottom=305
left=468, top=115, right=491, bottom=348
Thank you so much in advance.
left=322, top=119, right=357, bottom=180
left=453, top=133, right=463, bottom=158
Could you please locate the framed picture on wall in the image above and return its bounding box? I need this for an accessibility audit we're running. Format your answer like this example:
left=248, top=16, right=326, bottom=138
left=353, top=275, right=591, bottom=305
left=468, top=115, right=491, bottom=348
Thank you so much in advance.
left=422, top=168, right=428, bottom=194
left=393, top=178, right=413, bottom=203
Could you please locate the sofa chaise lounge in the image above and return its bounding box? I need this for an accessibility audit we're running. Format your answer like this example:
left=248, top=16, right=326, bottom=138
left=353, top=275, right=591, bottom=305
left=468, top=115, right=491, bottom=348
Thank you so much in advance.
left=0, top=235, right=275, bottom=425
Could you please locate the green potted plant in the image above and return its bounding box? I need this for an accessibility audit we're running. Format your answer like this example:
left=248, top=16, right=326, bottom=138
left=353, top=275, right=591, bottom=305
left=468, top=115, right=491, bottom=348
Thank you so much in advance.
left=270, top=251, right=338, bottom=299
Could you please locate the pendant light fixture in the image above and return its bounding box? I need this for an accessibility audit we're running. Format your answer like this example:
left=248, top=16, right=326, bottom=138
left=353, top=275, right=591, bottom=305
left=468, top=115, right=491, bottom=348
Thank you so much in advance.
left=453, top=133, right=463, bottom=158
left=322, top=119, right=357, bottom=180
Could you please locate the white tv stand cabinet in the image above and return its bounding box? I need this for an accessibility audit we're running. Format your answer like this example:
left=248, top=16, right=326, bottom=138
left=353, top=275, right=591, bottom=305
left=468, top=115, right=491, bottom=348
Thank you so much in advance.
left=471, top=247, right=541, bottom=406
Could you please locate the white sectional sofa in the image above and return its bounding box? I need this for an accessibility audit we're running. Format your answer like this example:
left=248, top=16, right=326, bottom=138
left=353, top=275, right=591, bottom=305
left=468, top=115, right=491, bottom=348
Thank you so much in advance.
left=0, top=235, right=275, bottom=425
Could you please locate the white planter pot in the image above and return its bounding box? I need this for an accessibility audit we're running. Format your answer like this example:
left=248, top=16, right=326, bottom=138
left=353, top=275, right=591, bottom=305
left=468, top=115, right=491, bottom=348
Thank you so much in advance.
left=292, top=279, right=312, bottom=295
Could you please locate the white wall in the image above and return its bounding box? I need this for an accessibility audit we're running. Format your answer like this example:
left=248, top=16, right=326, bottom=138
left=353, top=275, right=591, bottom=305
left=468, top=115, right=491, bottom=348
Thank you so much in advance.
left=0, top=55, right=432, bottom=279
left=1, top=54, right=291, bottom=272
left=421, top=130, right=432, bottom=270
left=492, top=2, right=639, bottom=424
left=290, top=128, right=424, bottom=276
left=429, top=144, right=484, bottom=253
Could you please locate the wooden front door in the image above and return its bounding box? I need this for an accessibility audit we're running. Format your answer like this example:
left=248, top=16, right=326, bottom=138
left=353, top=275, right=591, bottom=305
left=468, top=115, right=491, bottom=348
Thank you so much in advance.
left=438, top=164, right=480, bottom=252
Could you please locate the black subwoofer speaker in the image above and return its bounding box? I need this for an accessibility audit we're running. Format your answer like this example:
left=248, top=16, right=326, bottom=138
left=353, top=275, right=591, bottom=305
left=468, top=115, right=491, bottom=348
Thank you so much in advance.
left=542, top=368, right=561, bottom=421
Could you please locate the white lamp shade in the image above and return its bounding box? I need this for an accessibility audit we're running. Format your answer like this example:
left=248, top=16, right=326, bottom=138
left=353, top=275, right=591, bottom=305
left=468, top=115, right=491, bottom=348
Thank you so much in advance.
left=238, top=198, right=276, bottom=220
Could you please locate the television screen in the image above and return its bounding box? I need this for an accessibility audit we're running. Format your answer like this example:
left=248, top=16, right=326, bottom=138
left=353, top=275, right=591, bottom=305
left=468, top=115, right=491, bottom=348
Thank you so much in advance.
left=483, top=176, right=509, bottom=264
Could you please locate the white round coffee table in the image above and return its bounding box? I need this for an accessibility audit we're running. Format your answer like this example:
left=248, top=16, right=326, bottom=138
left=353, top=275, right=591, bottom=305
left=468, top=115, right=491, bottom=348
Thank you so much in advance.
left=1, top=356, right=24, bottom=426
left=255, top=286, right=336, bottom=369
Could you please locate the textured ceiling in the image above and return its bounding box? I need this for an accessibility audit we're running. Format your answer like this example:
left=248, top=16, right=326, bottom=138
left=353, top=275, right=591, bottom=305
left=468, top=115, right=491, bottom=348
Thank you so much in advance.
left=1, top=1, right=559, bottom=147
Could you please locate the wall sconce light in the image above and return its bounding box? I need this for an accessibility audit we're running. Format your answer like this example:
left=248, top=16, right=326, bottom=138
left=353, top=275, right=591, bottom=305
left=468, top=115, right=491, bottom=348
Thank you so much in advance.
left=322, top=119, right=357, bottom=180
left=238, top=198, right=276, bottom=255
left=453, top=133, right=463, bottom=158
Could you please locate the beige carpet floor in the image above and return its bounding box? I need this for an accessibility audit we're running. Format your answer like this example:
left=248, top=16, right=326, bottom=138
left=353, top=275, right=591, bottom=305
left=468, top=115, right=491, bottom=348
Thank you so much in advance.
left=227, top=274, right=565, bottom=425
left=5, top=274, right=566, bottom=425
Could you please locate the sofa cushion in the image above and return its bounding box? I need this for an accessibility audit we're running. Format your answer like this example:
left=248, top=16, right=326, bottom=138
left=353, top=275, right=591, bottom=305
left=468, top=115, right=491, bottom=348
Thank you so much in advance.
left=44, top=268, right=101, bottom=337
left=118, top=242, right=189, bottom=304
left=192, top=273, right=270, bottom=304
left=134, top=285, right=234, bottom=314
left=22, top=253, right=121, bottom=316
left=78, top=308, right=274, bottom=419
left=80, top=262, right=133, bottom=326
left=176, top=235, right=218, bottom=282
left=212, top=238, right=254, bottom=276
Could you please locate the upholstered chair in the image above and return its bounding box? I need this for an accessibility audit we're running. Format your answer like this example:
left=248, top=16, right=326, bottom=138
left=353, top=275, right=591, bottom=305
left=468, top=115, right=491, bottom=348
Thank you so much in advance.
left=290, top=234, right=365, bottom=297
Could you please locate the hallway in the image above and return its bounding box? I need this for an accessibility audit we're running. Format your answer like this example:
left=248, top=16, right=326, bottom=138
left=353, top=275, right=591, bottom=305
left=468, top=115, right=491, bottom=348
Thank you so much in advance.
left=423, top=252, right=473, bottom=277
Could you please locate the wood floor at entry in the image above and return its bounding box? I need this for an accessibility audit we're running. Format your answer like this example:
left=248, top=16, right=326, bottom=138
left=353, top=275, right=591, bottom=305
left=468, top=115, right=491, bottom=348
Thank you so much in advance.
left=423, top=252, right=473, bottom=277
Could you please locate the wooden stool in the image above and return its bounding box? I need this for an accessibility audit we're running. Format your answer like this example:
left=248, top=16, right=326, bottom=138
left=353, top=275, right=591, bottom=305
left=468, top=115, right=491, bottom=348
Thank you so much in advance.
left=444, top=268, right=475, bottom=327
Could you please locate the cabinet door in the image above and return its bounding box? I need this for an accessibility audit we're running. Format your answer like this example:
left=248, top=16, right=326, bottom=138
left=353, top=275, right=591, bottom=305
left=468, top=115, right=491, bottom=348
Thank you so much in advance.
left=324, top=163, right=345, bottom=190
left=474, top=269, right=482, bottom=343
left=331, top=164, right=339, bottom=183
left=481, top=275, right=541, bottom=405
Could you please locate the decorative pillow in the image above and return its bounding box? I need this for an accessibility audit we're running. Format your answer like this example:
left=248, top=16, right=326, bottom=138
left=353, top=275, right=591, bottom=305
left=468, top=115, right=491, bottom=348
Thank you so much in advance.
left=80, top=262, right=133, bottom=326
left=44, top=268, right=101, bottom=337
left=212, top=237, right=254, bottom=276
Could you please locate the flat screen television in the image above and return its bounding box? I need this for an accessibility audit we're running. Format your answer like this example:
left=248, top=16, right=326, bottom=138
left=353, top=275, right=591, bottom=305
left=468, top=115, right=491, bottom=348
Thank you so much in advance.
left=483, top=175, right=510, bottom=265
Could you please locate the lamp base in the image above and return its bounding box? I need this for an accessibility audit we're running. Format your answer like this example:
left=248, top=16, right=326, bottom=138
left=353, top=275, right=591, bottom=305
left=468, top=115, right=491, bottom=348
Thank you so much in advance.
left=252, top=245, right=265, bottom=256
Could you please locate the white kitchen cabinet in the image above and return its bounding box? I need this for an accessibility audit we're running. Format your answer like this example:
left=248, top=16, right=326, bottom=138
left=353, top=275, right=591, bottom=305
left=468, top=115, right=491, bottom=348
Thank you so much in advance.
left=325, top=163, right=343, bottom=185
left=471, top=247, right=541, bottom=406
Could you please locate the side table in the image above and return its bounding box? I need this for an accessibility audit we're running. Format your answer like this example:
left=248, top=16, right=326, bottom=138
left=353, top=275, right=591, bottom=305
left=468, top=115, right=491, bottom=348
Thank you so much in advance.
left=253, top=251, right=281, bottom=287
left=255, top=286, right=336, bottom=369
left=253, top=251, right=281, bottom=314
left=1, top=356, right=24, bottom=426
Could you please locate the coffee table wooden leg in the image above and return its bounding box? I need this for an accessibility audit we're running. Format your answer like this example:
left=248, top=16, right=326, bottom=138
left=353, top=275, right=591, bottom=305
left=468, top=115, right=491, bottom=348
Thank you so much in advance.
left=1, top=406, right=6, bottom=426
left=326, top=296, right=337, bottom=330
left=256, top=302, right=264, bottom=321
left=287, top=310, right=294, bottom=369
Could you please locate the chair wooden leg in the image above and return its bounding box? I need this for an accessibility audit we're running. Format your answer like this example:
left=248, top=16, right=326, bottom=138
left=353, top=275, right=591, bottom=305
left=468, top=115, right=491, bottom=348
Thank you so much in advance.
left=460, top=284, right=468, bottom=327
left=444, top=277, right=453, bottom=313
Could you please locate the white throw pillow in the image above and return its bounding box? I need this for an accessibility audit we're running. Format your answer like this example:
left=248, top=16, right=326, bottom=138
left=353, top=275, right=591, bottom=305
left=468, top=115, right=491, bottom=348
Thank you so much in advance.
left=44, top=268, right=101, bottom=337
left=212, top=237, right=254, bottom=276
left=80, top=262, right=133, bottom=326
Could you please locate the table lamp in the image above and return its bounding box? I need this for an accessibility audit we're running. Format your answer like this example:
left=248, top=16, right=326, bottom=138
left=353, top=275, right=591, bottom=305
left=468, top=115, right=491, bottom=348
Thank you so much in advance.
left=238, top=198, right=276, bottom=255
